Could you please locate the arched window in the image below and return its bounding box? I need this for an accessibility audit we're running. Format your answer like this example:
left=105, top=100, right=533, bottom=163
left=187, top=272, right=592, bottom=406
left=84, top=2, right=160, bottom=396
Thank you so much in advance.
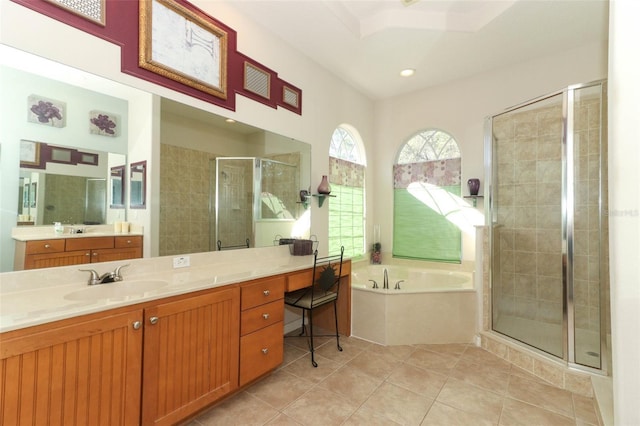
left=328, top=125, right=366, bottom=257
left=393, top=129, right=462, bottom=262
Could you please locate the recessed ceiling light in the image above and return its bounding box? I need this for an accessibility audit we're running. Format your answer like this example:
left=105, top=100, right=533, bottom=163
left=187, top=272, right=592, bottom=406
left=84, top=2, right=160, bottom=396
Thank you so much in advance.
left=225, top=118, right=236, bottom=123
left=400, top=68, right=415, bottom=77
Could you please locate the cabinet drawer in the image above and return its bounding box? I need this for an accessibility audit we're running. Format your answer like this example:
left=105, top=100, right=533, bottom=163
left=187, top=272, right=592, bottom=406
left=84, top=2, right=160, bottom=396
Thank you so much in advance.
left=286, top=270, right=313, bottom=292
left=66, top=236, right=114, bottom=251
left=241, top=299, right=284, bottom=336
left=25, top=239, right=65, bottom=254
left=115, top=235, right=142, bottom=248
left=239, top=322, right=284, bottom=386
left=241, top=276, right=285, bottom=310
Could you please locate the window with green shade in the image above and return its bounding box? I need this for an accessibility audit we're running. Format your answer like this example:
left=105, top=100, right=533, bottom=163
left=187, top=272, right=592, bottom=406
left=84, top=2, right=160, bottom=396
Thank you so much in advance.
left=393, top=129, right=462, bottom=263
left=328, top=126, right=366, bottom=258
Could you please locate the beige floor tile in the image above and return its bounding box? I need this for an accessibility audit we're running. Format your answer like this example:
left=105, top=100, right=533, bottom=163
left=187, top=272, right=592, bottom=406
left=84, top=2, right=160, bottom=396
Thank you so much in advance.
left=365, top=343, right=417, bottom=361
left=405, top=348, right=460, bottom=374
left=317, top=365, right=384, bottom=405
left=282, top=353, right=341, bottom=383
left=264, top=413, right=303, bottom=425
left=509, top=365, right=554, bottom=385
left=385, top=362, right=448, bottom=398
left=449, top=360, right=511, bottom=395
left=436, top=377, right=504, bottom=423
left=507, top=374, right=574, bottom=418
left=313, top=337, right=362, bottom=364
left=282, top=387, right=357, bottom=426
left=414, top=343, right=469, bottom=356
left=284, top=334, right=332, bottom=352
left=195, top=391, right=280, bottom=426
left=360, top=381, right=434, bottom=425
left=346, top=350, right=398, bottom=379
left=500, top=397, right=575, bottom=426
left=344, top=406, right=403, bottom=425
left=421, top=401, right=497, bottom=426
left=245, top=370, right=314, bottom=410
left=340, top=335, right=375, bottom=351
left=282, top=343, right=310, bottom=367
left=461, top=346, right=513, bottom=371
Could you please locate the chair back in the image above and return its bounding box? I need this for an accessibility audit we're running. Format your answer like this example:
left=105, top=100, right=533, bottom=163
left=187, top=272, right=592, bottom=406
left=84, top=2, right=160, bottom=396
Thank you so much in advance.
left=217, top=238, right=250, bottom=251
left=309, top=246, right=344, bottom=306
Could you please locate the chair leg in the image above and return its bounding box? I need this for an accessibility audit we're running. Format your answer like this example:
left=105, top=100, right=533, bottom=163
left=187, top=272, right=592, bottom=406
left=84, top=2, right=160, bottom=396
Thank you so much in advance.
left=333, top=300, right=342, bottom=352
left=298, top=309, right=306, bottom=336
left=308, top=309, right=317, bottom=367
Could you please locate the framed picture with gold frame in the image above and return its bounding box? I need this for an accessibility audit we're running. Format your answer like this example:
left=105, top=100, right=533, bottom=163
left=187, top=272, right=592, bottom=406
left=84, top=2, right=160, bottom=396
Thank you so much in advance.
left=139, top=0, right=228, bottom=100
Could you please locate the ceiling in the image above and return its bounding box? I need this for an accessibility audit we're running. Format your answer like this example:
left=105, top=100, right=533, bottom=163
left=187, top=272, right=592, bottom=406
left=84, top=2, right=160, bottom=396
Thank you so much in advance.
left=227, top=0, right=609, bottom=100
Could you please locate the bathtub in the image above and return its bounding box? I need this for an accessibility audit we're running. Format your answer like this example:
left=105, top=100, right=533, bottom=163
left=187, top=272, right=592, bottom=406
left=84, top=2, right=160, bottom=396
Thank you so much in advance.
left=351, top=264, right=477, bottom=346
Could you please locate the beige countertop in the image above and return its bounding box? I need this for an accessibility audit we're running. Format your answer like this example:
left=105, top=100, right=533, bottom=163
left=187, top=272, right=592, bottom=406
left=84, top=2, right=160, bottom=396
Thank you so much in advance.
left=0, top=245, right=315, bottom=334
left=11, top=224, right=143, bottom=242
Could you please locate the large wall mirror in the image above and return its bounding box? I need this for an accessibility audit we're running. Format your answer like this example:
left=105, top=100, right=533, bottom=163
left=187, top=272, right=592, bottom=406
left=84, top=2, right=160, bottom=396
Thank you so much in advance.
left=1, top=45, right=311, bottom=272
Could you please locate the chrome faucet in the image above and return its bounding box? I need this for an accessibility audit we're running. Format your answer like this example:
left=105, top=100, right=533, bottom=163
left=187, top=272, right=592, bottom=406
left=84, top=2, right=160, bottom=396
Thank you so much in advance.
left=383, top=268, right=389, bottom=289
left=80, top=264, right=129, bottom=285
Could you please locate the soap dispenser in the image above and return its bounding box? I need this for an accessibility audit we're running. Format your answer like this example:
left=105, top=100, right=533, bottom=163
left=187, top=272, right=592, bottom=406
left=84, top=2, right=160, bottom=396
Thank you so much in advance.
left=54, top=222, right=64, bottom=235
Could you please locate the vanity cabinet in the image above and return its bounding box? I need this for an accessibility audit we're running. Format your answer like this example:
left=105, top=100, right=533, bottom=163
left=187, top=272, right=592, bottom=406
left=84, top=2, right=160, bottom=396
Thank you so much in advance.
left=141, top=287, right=240, bottom=426
left=14, top=235, right=143, bottom=270
left=239, top=276, right=284, bottom=386
left=0, top=308, right=143, bottom=425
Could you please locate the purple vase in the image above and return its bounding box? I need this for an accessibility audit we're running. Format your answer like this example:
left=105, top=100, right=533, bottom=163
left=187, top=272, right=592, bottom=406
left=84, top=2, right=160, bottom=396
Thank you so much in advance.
left=467, top=178, right=480, bottom=196
left=317, top=175, right=331, bottom=194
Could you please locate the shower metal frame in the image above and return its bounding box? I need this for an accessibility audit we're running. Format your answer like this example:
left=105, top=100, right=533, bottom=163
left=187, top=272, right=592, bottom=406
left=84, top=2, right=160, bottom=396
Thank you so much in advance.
left=484, top=79, right=608, bottom=374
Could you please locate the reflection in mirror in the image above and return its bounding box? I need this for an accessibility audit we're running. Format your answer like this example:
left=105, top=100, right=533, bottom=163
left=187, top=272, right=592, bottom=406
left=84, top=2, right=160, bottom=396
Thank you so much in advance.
left=130, top=161, right=146, bottom=209
left=1, top=45, right=311, bottom=271
left=110, top=165, right=125, bottom=208
left=159, top=98, right=311, bottom=256
left=17, top=143, right=125, bottom=226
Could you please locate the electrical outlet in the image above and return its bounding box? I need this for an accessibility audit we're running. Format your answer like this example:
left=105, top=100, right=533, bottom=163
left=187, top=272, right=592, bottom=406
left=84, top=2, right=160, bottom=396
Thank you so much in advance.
left=172, top=256, right=190, bottom=269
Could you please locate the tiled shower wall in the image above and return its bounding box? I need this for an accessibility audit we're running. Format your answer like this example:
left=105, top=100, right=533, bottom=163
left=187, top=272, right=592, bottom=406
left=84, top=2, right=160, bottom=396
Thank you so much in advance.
left=159, top=144, right=212, bottom=256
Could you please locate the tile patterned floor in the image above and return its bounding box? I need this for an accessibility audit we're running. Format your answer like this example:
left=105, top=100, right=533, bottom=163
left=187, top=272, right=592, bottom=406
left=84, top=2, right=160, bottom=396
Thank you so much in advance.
left=187, top=333, right=601, bottom=426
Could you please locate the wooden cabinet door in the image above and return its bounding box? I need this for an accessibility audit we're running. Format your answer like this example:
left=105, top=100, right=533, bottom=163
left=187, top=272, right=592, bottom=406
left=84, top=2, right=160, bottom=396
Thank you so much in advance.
left=92, top=247, right=141, bottom=263
left=0, top=310, right=143, bottom=426
left=141, top=287, right=240, bottom=426
left=25, top=249, right=90, bottom=269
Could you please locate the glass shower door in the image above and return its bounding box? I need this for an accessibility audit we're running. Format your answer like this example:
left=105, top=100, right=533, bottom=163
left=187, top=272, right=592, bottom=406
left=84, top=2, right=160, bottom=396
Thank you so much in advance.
left=490, top=93, right=565, bottom=358
left=571, top=83, right=607, bottom=369
left=215, top=158, right=255, bottom=249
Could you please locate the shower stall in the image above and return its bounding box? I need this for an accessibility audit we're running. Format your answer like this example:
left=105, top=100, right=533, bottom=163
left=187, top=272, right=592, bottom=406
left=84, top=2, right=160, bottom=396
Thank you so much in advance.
left=486, top=80, right=609, bottom=372
left=214, top=157, right=300, bottom=250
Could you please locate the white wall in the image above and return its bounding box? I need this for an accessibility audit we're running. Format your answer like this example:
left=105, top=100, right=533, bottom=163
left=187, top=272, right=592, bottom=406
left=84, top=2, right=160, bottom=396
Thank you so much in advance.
left=373, top=41, right=608, bottom=262
left=608, top=1, right=640, bottom=424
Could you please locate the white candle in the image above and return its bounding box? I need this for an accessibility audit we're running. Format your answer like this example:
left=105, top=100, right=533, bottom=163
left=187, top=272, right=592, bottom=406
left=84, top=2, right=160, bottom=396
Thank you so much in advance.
left=114, top=221, right=122, bottom=233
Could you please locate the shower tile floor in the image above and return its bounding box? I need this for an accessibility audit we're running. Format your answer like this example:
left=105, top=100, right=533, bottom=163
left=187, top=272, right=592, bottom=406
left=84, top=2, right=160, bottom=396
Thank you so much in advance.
left=187, top=331, right=600, bottom=426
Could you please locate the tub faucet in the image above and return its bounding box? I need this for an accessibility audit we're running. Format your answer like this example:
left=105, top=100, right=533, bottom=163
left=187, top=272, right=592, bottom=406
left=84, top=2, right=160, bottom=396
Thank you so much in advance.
left=368, top=279, right=378, bottom=289
left=383, top=268, right=389, bottom=289
left=394, top=280, right=404, bottom=290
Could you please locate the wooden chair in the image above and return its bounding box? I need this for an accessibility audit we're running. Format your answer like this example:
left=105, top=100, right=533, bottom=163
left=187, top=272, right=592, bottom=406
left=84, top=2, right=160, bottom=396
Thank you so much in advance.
left=284, top=246, right=344, bottom=367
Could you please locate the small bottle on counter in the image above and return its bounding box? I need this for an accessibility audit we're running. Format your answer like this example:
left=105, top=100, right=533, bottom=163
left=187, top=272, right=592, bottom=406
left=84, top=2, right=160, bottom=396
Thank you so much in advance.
left=54, top=222, right=63, bottom=235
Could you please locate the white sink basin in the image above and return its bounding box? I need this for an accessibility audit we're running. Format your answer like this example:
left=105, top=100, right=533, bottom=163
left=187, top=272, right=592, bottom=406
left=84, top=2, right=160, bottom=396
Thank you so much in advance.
left=64, top=280, right=168, bottom=301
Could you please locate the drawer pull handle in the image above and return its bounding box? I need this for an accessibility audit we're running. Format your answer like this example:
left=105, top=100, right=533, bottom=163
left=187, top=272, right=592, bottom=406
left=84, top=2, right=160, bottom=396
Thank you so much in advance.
left=261, top=348, right=269, bottom=355
left=132, top=321, right=142, bottom=330
left=149, top=316, right=159, bottom=325
left=127, top=240, right=132, bottom=244
left=263, top=290, right=270, bottom=296
left=44, top=244, right=51, bottom=248
left=262, top=313, right=270, bottom=320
